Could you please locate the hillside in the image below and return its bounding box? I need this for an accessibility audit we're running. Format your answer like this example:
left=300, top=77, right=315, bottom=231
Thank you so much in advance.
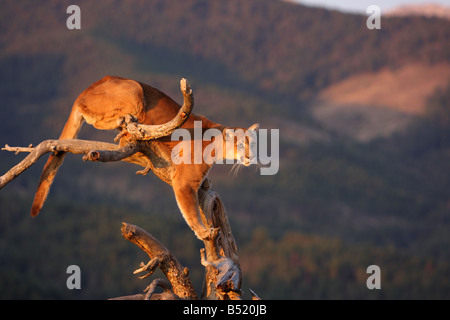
left=312, top=63, right=450, bottom=141
left=386, top=3, right=450, bottom=20
left=1, top=0, right=450, bottom=299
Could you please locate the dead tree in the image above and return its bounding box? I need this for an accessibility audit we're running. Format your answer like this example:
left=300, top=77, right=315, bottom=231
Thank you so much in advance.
left=0, top=79, right=258, bottom=300
left=110, top=179, right=244, bottom=300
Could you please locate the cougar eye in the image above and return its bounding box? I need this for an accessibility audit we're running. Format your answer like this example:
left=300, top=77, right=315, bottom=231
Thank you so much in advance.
left=238, top=143, right=244, bottom=149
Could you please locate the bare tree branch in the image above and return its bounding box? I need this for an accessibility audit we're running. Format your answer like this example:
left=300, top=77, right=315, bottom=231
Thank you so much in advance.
left=249, top=288, right=262, bottom=300
left=198, top=179, right=243, bottom=300
left=143, top=278, right=180, bottom=300
left=82, top=141, right=140, bottom=162
left=109, top=278, right=179, bottom=300
left=0, top=139, right=121, bottom=189
left=120, top=78, right=193, bottom=140
left=120, top=222, right=198, bottom=300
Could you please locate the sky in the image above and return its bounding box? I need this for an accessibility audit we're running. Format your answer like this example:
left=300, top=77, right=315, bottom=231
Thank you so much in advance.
left=293, top=0, right=450, bottom=14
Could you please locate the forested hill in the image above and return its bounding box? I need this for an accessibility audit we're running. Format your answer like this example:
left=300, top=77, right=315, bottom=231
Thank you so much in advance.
left=85, top=0, right=450, bottom=100
left=1, top=0, right=449, bottom=102
left=1, top=0, right=450, bottom=299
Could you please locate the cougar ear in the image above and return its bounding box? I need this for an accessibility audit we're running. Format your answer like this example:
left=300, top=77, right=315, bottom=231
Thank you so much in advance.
left=248, top=123, right=259, bottom=131
left=223, top=128, right=235, bottom=141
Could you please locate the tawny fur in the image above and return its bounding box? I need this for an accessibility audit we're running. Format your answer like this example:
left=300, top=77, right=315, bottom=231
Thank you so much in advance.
left=32, top=76, right=258, bottom=240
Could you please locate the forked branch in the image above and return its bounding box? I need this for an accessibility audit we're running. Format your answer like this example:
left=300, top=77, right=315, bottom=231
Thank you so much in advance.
left=111, top=182, right=247, bottom=300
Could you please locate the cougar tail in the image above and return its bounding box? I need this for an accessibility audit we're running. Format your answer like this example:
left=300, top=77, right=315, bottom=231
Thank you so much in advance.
left=31, top=106, right=84, bottom=217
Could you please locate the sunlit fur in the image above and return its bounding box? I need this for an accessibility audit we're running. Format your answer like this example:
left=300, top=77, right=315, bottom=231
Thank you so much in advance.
left=31, top=75, right=259, bottom=241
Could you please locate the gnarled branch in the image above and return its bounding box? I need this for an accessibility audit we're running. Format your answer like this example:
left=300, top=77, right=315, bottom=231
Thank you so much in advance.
left=198, top=179, right=243, bottom=300
left=120, top=78, right=193, bottom=140
left=0, top=139, right=121, bottom=189
left=111, top=182, right=247, bottom=301
left=110, top=278, right=179, bottom=300
left=120, top=222, right=198, bottom=300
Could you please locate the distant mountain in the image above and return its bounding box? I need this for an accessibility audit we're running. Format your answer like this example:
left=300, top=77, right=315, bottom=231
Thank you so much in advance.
left=1, top=0, right=449, bottom=143
left=312, top=63, right=450, bottom=141
left=2, top=0, right=450, bottom=100
left=386, top=3, right=450, bottom=20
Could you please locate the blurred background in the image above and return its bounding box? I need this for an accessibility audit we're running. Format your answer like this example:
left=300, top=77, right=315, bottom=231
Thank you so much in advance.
left=1, top=0, right=449, bottom=299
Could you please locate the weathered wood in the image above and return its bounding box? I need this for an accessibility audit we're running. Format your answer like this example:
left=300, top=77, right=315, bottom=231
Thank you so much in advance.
left=249, top=288, right=262, bottom=300
left=110, top=278, right=180, bottom=300
left=198, top=179, right=242, bottom=300
left=121, top=78, right=193, bottom=140
left=0, top=139, right=120, bottom=189
left=120, top=222, right=198, bottom=300
left=82, top=141, right=140, bottom=162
